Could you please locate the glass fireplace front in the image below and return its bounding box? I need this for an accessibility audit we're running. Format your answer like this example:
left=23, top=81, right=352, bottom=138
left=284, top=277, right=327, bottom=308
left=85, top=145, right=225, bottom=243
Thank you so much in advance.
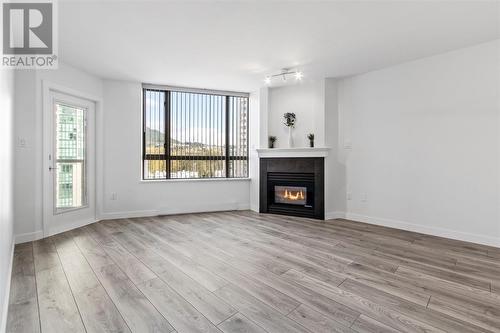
left=274, top=185, right=307, bottom=205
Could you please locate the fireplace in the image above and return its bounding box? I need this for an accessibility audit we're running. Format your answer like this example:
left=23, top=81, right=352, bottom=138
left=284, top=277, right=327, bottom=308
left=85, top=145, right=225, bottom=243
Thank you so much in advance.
left=260, top=157, right=324, bottom=219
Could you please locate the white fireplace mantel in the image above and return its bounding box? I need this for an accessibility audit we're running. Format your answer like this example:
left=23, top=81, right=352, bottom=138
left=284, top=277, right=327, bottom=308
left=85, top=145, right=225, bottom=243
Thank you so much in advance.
left=256, top=147, right=330, bottom=158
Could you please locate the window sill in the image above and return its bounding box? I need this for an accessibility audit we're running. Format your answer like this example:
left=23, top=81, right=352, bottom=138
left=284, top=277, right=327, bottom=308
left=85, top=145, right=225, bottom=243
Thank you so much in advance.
left=140, top=177, right=251, bottom=183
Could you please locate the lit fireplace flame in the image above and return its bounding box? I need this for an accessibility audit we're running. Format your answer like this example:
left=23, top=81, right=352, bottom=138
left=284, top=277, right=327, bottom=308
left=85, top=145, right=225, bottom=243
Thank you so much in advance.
left=284, top=189, right=305, bottom=200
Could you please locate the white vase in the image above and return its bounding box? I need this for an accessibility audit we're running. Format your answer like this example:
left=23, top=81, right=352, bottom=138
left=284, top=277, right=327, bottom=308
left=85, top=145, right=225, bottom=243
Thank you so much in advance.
left=288, top=127, right=294, bottom=148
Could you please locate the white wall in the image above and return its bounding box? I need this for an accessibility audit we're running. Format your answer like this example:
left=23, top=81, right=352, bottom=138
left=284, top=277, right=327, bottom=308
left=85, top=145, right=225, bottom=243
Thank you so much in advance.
left=338, top=40, right=500, bottom=246
left=101, top=80, right=250, bottom=219
left=324, top=78, right=347, bottom=219
left=249, top=89, right=261, bottom=212
left=268, top=81, right=325, bottom=148
left=14, top=63, right=104, bottom=242
left=0, top=69, right=15, bottom=332
left=258, top=87, right=269, bottom=149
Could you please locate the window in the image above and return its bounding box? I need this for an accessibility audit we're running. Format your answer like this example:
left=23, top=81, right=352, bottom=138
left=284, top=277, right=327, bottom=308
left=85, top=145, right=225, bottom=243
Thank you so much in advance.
left=142, top=85, right=249, bottom=180
left=55, top=103, right=87, bottom=210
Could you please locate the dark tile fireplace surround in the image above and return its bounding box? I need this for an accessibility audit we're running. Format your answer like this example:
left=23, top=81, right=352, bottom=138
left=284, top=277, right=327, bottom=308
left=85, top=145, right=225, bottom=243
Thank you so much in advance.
left=259, top=157, right=325, bottom=219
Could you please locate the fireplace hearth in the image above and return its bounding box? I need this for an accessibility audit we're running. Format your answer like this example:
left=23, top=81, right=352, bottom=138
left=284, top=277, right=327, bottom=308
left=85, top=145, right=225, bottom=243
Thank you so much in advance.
left=260, top=157, right=324, bottom=219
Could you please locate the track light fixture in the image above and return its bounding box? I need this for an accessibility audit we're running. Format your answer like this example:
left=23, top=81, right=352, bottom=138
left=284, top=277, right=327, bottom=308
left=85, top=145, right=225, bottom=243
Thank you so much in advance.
left=264, top=68, right=303, bottom=85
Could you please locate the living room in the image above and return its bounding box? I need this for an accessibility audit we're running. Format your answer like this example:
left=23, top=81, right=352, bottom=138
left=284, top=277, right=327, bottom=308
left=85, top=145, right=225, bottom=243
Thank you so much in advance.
left=1, top=1, right=499, bottom=332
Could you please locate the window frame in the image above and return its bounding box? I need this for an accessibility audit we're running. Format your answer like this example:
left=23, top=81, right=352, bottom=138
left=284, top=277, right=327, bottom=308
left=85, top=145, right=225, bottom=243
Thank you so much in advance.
left=142, top=85, right=249, bottom=180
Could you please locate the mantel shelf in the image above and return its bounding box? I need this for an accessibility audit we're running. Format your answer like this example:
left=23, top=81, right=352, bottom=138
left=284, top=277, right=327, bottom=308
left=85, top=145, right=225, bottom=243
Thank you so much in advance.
left=256, top=147, right=330, bottom=158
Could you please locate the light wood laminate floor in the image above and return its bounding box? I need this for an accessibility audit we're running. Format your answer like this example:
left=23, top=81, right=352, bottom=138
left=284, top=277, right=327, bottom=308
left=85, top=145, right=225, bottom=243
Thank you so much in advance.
left=6, top=211, right=500, bottom=333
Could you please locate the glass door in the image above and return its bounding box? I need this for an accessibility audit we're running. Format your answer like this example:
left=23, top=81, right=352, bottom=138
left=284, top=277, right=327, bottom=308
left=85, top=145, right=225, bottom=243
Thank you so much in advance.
left=43, top=91, right=95, bottom=235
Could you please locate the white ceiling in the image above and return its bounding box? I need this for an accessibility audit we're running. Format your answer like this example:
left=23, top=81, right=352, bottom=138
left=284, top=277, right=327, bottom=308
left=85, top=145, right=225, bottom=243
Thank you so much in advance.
left=59, top=1, right=500, bottom=92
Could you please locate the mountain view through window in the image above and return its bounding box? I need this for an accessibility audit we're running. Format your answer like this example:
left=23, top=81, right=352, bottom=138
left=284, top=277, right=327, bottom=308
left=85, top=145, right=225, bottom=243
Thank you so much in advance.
left=143, top=87, right=248, bottom=179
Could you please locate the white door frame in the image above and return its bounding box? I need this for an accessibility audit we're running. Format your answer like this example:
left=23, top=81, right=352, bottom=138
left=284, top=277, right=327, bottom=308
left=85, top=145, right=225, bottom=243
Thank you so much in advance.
left=42, top=80, right=103, bottom=237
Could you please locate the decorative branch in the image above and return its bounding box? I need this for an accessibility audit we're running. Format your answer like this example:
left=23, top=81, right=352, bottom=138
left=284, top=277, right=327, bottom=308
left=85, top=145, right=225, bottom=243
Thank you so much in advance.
left=283, top=112, right=296, bottom=127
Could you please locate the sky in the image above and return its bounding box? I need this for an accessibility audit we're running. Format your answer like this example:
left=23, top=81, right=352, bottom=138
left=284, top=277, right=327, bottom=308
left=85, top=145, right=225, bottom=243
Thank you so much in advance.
left=144, top=90, right=247, bottom=146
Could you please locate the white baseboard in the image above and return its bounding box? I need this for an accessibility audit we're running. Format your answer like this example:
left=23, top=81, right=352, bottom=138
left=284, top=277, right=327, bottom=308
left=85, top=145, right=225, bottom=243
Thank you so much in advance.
left=15, top=219, right=97, bottom=244
left=236, top=203, right=251, bottom=211
left=14, top=230, right=44, bottom=244
left=325, top=211, right=346, bottom=220
left=99, top=202, right=250, bottom=221
left=1, top=240, right=15, bottom=333
left=45, top=218, right=98, bottom=238
left=345, top=213, right=500, bottom=248
left=99, top=209, right=159, bottom=220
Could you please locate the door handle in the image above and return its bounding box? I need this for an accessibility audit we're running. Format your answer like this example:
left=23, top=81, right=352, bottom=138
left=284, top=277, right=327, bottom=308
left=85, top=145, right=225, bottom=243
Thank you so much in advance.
left=49, top=166, right=53, bottom=171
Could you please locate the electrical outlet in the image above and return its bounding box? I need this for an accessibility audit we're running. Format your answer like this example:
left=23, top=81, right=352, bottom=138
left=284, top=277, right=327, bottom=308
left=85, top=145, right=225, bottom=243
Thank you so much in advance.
left=110, top=192, right=117, bottom=200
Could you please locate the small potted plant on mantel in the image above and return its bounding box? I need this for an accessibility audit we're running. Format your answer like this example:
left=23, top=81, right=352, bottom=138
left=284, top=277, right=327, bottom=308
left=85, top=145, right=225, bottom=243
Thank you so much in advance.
left=307, top=133, right=315, bottom=147
left=269, top=136, right=277, bottom=148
